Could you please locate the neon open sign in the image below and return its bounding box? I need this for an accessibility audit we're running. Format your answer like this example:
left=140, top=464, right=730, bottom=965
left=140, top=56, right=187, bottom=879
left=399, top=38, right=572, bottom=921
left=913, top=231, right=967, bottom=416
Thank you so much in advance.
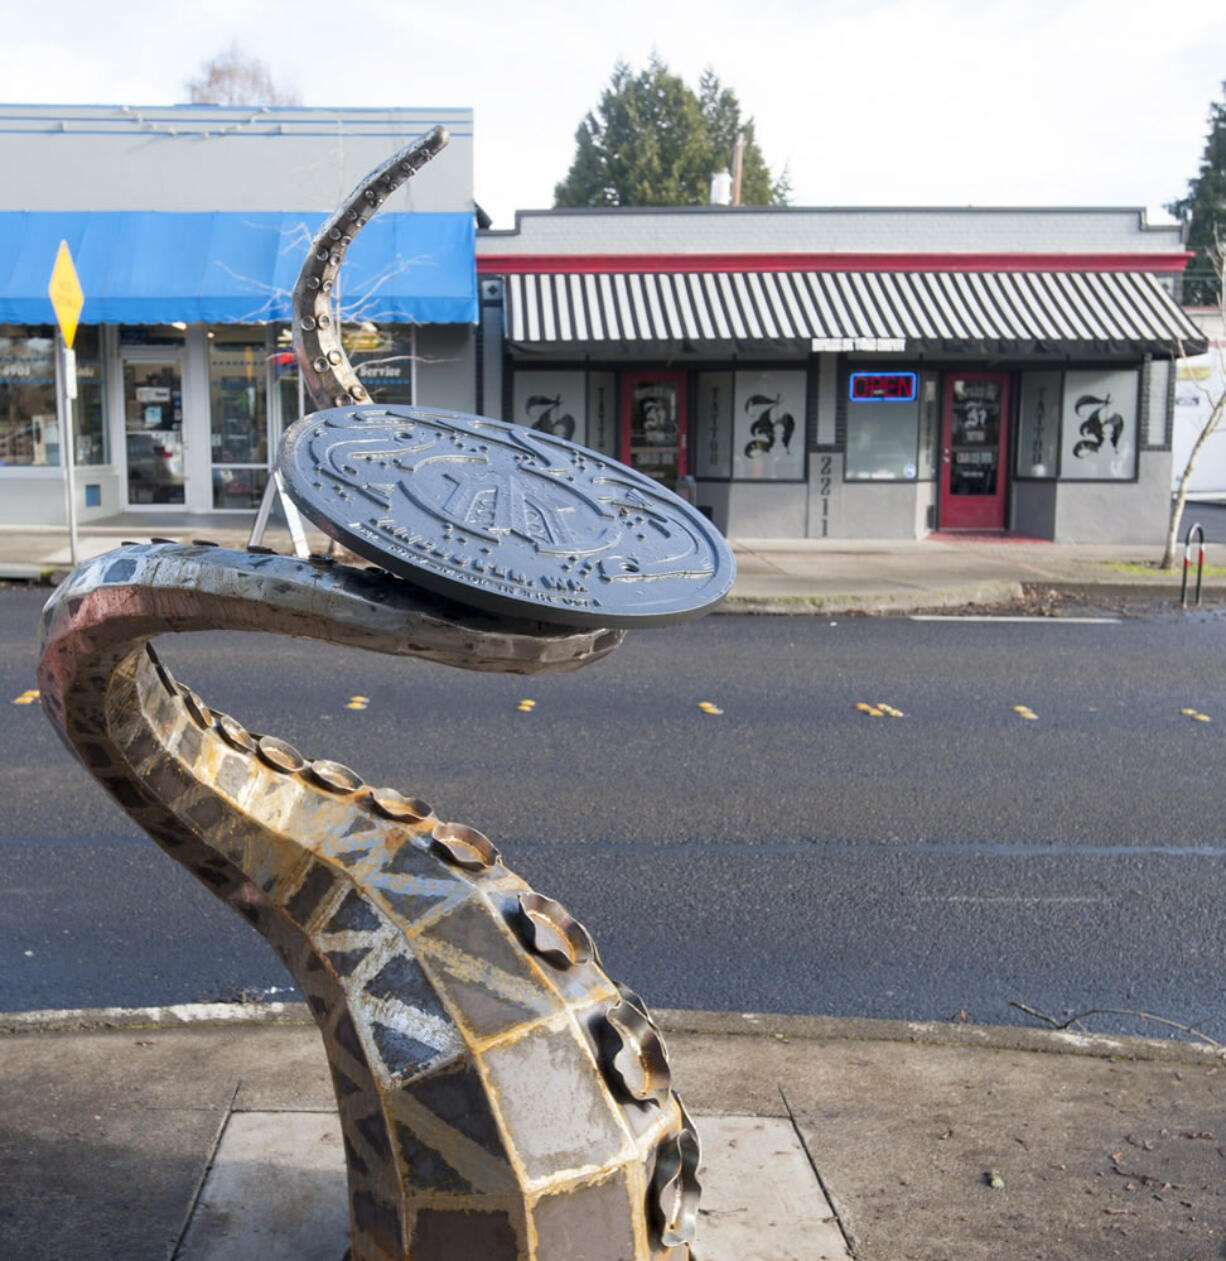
left=849, top=371, right=918, bottom=402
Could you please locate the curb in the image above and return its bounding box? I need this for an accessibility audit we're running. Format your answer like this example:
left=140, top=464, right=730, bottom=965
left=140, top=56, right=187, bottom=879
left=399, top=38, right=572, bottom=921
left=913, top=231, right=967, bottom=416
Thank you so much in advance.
left=721, top=578, right=1024, bottom=616
left=1035, top=578, right=1226, bottom=604
left=3, top=1002, right=1220, bottom=1065
left=0, top=1001, right=312, bottom=1033
left=0, top=563, right=61, bottom=583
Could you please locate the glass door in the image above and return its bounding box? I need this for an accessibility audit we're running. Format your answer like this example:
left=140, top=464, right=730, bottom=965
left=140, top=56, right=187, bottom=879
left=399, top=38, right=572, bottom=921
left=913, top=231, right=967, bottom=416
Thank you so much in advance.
left=123, top=360, right=185, bottom=506
left=939, top=373, right=1010, bottom=529
left=209, top=330, right=270, bottom=510
left=620, top=370, right=688, bottom=488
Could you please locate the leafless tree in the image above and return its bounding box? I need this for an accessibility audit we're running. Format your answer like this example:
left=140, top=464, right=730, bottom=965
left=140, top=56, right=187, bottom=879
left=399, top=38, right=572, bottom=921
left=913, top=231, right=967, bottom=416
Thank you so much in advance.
left=186, top=43, right=300, bottom=107
left=1162, top=232, right=1226, bottom=568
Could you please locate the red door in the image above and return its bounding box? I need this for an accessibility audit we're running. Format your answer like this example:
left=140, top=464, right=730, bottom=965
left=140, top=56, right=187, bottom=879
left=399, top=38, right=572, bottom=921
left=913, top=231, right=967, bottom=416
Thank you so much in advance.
left=939, top=372, right=1010, bottom=530
left=620, top=371, right=688, bottom=488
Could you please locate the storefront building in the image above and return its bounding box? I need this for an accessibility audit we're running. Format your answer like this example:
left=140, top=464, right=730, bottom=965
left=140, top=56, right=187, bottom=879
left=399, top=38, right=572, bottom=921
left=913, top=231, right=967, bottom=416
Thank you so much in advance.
left=2, top=105, right=1207, bottom=545
left=476, top=207, right=1206, bottom=541
left=0, top=104, right=478, bottom=525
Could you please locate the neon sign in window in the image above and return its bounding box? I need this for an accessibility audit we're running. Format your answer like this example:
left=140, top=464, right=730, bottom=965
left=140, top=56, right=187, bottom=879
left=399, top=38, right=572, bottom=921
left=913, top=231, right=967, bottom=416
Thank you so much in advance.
left=849, top=371, right=918, bottom=402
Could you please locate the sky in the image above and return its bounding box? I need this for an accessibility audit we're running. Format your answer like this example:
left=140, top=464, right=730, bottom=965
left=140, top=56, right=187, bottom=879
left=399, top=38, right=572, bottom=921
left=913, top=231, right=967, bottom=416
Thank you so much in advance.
left=1, top=0, right=1223, bottom=231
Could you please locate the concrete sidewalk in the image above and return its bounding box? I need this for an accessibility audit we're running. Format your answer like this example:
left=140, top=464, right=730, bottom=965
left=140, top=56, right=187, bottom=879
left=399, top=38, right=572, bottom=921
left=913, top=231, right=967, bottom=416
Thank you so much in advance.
left=2, top=514, right=1221, bottom=613
left=1, top=1005, right=1222, bottom=1260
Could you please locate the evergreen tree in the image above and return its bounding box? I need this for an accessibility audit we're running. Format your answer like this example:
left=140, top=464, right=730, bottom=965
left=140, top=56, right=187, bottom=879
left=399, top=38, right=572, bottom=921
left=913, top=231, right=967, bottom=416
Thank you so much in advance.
left=1169, top=81, right=1226, bottom=306
left=555, top=58, right=787, bottom=208
left=697, top=71, right=789, bottom=206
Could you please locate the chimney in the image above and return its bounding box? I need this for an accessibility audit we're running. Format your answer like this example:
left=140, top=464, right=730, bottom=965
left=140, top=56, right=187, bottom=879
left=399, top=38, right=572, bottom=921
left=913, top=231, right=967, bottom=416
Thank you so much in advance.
left=731, top=134, right=745, bottom=206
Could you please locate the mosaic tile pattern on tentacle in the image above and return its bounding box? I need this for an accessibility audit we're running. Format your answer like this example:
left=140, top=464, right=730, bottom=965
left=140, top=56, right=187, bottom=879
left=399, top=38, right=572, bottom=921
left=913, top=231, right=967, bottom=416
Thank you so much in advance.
left=36, top=541, right=699, bottom=1259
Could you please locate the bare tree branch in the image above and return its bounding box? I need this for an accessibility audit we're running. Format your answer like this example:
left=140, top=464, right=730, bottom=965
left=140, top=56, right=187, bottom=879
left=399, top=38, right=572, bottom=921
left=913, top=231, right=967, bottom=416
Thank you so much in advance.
left=186, top=42, right=300, bottom=107
left=1009, top=999, right=1225, bottom=1052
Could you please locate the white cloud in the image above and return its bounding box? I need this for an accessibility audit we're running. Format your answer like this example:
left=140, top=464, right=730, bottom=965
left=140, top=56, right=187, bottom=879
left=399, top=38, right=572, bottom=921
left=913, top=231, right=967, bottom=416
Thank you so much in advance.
left=1, top=0, right=1222, bottom=225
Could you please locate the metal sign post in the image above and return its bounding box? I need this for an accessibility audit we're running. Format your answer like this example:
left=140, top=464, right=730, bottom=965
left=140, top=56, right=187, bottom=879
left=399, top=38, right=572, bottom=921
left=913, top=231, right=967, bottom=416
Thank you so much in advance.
left=48, top=240, right=84, bottom=567
left=56, top=330, right=80, bottom=566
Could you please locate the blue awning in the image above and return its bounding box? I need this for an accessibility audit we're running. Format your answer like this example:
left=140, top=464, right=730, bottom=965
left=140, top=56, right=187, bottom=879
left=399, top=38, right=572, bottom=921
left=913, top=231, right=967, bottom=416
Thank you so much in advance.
left=0, top=210, right=476, bottom=326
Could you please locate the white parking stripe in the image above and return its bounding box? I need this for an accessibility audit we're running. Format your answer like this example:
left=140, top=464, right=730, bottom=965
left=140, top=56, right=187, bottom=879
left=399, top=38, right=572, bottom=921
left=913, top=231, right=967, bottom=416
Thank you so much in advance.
left=909, top=615, right=1120, bottom=624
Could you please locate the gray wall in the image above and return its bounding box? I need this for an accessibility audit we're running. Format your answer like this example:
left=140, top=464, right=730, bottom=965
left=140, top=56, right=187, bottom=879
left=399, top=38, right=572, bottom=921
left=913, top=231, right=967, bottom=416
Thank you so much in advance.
left=1011, top=482, right=1058, bottom=539
left=480, top=206, right=1184, bottom=258
left=0, top=468, right=122, bottom=527
left=0, top=105, right=473, bottom=213
left=914, top=481, right=937, bottom=536
left=833, top=481, right=924, bottom=539
left=698, top=481, right=808, bottom=538
left=416, top=325, right=476, bottom=413
left=700, top=468, right=936, bottom=541
left=1053, top=451, right=1173, bottom=543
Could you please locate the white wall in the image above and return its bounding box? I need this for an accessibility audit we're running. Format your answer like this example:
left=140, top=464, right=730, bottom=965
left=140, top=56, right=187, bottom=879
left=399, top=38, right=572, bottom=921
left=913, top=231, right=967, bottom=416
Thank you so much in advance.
left=1172, top=309, right=1226, bottom=497
left=0, top=105, right=474, bottom=213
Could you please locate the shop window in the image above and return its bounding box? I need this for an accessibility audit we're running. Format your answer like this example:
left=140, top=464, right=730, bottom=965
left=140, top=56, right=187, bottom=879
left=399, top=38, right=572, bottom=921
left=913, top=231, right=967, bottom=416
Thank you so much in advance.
left=512, top=370, right=586, bottom=443
left=732, top=370, right=806, bottom=481
left=1016, top=371, right=1061, bottom=478
left=119, top=325, right=187, bottom=348
left=343, top=323, right=414, bottom=406
left=73, top=327, right=108, bottom=466
left=695, top=372, right=733, bottom=479
left=844, top=369, right=921, bottom=481
left=273, top=328, right=303, bottom=433
left=1059, top=369, right=1139, bottom=481
left=0, top=324, right=107, bottom=467
left=917, top=377, right=938, bottom=480
left=209, top=327, right=269, bottom=509
left=270, top=322, right=414, bottom=436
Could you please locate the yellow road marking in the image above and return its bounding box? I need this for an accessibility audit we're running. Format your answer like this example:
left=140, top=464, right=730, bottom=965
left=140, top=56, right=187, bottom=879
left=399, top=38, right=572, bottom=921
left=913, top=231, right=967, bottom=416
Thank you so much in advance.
left=12, top=689, right=39, bottom=705
left=877, top=703, right=905, bottom=718
left=345, top=696, right=369, bottom=711
left=517, top=700, right=536, bottom=712
left=697, top=701, right=723, bottom=715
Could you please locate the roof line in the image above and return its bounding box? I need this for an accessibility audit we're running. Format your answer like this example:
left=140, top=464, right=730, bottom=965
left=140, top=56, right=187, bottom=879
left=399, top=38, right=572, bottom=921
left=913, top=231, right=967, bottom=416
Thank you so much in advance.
left=477, top=252, right=1195, bottom=275
left=484, top=205, right=1178, bottom=235
left=0, top=103, right=474, bottom=116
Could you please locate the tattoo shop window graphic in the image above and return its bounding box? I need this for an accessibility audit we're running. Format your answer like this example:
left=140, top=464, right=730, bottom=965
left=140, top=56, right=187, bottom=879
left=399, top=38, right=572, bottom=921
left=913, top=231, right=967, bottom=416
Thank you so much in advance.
left=732, top=372, right=806, bottom=480
left=1060, top=370, right=1137, bottom=480
left=742, top=394, right=796, bottom=459
left=524, top=394, right=576, bottom=441
left=1070, top=393, right=1123, bottom=460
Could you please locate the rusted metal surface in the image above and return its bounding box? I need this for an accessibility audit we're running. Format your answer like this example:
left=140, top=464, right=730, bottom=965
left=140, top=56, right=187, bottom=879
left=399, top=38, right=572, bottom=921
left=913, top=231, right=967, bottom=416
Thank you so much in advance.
left=37, top=125, right=716, bottom=1259
left=37, top=544, right=702, bottom=1259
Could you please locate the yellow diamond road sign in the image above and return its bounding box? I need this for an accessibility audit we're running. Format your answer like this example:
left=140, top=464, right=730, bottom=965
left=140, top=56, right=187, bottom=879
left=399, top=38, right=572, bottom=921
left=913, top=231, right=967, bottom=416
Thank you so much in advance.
left=48, top=240, right=84, bottom=349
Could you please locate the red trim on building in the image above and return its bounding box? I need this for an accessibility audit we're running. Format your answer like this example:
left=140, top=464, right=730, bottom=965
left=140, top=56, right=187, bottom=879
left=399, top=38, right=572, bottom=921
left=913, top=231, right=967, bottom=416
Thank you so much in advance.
left=477, top=251, right=1194, bottom=276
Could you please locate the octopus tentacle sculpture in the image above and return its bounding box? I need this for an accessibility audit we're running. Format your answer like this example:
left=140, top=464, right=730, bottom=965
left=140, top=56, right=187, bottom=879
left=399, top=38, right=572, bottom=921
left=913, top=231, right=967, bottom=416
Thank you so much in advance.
left=37, top=126, right=722, bottom=1261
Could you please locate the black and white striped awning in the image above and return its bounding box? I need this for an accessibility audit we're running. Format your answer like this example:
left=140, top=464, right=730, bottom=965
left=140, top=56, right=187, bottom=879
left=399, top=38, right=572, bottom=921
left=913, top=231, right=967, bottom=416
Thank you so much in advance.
left=502, top=270, right=1206, bottom=355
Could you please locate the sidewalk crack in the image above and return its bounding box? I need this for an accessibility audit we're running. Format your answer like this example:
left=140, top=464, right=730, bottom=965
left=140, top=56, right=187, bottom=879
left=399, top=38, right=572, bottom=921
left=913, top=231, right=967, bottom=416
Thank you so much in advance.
left=779, top=1084, right=857, bottom=1259
left=168, top=1079, right=241, bottom=1260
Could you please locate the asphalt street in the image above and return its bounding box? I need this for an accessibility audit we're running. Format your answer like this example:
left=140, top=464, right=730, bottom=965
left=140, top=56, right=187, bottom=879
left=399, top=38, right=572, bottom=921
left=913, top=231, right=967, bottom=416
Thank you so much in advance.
left=4, top=585, right=1226, bottom=1042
